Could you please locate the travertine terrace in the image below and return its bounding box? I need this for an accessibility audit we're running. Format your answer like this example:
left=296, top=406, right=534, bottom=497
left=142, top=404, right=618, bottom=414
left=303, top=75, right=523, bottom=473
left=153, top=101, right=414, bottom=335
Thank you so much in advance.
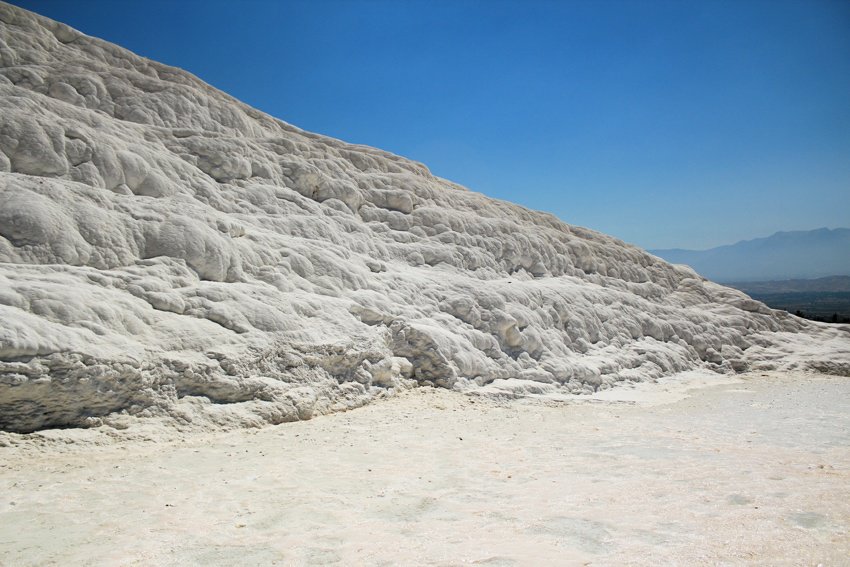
left=0, top=2, right=847, bottom=433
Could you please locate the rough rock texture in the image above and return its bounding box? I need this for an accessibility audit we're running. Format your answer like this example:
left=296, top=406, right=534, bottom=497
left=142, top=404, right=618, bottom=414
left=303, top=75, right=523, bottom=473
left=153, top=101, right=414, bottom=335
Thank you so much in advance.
left=0, top=3, right=847, bottom=433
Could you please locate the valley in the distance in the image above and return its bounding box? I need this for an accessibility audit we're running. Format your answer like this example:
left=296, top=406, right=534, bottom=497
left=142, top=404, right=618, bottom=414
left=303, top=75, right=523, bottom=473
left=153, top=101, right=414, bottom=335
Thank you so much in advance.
left=726, top=276, right=850, bottom=323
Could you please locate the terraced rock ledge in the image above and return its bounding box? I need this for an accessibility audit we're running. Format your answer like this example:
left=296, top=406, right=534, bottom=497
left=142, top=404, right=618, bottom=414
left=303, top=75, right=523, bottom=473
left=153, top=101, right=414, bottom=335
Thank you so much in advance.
left=0, top=2, right=848, bottom=433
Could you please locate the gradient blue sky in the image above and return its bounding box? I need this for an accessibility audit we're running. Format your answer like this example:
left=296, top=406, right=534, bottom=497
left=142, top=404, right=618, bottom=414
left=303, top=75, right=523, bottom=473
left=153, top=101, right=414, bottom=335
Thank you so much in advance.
left=14, top=0, right=850, bottom=249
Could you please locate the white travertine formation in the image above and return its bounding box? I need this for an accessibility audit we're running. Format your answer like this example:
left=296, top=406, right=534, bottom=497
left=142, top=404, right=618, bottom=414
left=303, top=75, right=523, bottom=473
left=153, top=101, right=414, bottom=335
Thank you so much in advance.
left=0, top=2, right=847, bottom=433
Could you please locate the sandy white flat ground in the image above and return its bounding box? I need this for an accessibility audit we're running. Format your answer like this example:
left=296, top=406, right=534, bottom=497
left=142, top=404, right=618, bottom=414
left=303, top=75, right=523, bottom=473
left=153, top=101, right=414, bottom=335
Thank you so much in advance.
left=1, top=371, right=848, bottom=566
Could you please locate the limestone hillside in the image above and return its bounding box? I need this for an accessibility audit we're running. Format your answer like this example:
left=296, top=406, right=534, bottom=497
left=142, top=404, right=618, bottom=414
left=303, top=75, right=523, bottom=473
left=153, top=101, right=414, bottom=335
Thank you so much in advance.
left=1, top=2, right=847, bottom=433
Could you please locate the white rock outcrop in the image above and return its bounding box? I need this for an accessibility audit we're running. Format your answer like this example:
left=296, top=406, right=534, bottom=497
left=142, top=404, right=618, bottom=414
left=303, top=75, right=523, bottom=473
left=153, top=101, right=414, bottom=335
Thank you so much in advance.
left=0, top=2, right=847, bottom=433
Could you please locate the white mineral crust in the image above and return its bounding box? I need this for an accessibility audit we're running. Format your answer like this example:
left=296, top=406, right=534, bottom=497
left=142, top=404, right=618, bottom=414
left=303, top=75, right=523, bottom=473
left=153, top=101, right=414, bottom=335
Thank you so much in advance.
left=0, top=2, right=847, bottom=432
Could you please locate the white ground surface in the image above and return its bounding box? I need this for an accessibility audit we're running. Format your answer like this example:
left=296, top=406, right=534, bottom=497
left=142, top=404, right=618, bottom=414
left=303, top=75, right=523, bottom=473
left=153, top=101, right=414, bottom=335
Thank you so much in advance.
left=2, top=370, right=848, bottom=566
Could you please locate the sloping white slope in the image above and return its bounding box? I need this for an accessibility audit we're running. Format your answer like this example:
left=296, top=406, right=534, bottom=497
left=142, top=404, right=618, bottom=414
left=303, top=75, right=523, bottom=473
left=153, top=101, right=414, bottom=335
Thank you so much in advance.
left=0, top=3, right=847, bottom=433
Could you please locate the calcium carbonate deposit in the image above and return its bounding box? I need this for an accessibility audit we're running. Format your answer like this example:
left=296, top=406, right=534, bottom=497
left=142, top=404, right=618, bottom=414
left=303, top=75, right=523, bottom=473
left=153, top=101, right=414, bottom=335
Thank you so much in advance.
left=0, top=3, right=847, bottom=433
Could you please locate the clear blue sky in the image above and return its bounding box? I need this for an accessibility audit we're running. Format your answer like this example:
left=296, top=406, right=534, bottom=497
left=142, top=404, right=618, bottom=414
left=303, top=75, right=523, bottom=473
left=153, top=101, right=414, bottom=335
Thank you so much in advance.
left=13, top=0, right=850, bottom=249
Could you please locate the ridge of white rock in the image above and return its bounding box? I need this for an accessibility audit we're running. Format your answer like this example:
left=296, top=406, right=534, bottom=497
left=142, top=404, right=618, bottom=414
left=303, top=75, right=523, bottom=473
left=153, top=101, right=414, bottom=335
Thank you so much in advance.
left=0, top=2, right=847, bottom=433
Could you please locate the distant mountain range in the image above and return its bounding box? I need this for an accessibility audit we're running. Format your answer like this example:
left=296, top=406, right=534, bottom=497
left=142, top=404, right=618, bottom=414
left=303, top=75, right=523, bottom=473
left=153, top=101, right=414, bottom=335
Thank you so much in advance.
left=650, top=228, right=850, bottom=283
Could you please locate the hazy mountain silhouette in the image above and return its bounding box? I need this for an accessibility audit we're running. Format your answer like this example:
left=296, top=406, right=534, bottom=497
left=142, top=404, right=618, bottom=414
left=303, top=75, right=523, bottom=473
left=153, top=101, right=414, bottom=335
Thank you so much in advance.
left=650, top=228, right=850, bottom=283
